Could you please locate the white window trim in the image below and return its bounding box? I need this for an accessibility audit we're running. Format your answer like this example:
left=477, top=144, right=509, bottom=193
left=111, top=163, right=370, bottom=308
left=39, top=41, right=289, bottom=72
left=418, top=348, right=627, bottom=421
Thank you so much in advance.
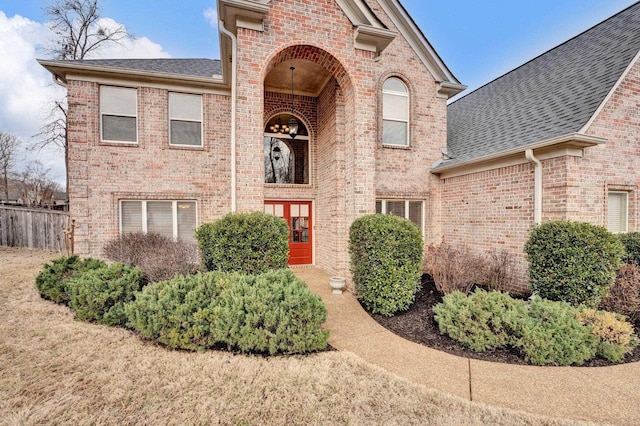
left=377, top=199, right=424, bottom=234
left=382, top=78, right=410, bottom=147
left=100, top=85, right=138, bottom=144
left=168, top=92, right=203, bottom=147
left=119, top=200, right=198, bottom=240
left=608, top=191, right=629, bottom=234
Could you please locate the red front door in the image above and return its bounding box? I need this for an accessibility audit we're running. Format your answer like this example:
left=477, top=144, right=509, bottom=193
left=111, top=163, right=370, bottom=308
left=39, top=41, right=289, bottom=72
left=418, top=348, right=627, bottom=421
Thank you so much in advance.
left=264, top=201, right=312, bottom=265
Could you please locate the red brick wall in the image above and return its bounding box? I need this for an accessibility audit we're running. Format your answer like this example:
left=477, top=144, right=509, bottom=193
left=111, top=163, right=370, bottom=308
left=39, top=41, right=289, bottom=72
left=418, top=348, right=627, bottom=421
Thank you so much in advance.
left=66, top=80, right=232, bottom=254
left=437, top=60, right=640, bottom=292
left=66, top=0, right=452, bottom=278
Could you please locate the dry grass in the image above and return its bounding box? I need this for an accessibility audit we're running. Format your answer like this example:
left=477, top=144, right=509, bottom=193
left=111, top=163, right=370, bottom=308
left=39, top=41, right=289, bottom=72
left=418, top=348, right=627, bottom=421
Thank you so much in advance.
left=0, top=247, right=584, bottom=425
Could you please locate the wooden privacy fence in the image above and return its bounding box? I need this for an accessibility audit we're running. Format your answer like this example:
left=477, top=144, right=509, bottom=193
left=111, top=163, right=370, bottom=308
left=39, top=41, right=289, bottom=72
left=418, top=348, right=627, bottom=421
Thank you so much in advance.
left=0, top=206, right=66, bottom=252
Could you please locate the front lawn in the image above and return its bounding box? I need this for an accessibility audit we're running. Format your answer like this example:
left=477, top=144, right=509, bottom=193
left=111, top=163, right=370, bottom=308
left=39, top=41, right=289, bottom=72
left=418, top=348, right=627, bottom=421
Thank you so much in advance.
left=0, top=247, right=572, bottom=425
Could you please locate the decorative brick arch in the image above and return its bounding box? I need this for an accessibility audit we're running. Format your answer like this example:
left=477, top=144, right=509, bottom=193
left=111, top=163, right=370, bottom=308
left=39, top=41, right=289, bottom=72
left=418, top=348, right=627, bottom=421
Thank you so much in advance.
left=263, top=44, right=353, bottom=94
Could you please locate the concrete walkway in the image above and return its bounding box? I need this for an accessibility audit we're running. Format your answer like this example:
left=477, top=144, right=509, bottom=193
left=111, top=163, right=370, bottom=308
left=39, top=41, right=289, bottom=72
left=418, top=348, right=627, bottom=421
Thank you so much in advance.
left=293, top=268, right=640, bottom=426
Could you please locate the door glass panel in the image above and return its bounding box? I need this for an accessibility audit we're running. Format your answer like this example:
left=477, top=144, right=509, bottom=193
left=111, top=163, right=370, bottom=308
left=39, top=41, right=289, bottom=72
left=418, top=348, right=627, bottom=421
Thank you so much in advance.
left=291, top=204, right=300, bottom=217
left=300, top=204, right=309, bottom=217
left=292, top=217, right=300, bottom=230
left=264, top=204, right=274, bottom=215
left=274, top=204, right=284, bottom=217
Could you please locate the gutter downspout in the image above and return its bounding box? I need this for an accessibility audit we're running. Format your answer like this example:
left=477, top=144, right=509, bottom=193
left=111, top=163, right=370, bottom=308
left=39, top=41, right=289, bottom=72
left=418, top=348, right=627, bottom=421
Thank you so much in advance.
left=218, top=21, right=238, bottom=212
left=525, top=149, right=542, bottom=224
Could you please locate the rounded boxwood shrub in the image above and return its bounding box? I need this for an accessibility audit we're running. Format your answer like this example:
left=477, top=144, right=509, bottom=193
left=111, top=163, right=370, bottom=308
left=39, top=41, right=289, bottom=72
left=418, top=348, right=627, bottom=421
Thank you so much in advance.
left=67, top=263, right=144, bottom=326
left=214, top=269, right=328, bottom=355
left=524, top=220, right=624, bottom=307
left=349, top=214, right=423, bottom=316
left=433, top=289, right=528, bottom=352
left=196, top=212, right=289, bottom=274
left=125, top=272, right=225, bottom=350
left=35, top=255, right=106, bottom=305
left=516, top=298, right=598, bottom=366
left=619, top=232, right=640, bottom=266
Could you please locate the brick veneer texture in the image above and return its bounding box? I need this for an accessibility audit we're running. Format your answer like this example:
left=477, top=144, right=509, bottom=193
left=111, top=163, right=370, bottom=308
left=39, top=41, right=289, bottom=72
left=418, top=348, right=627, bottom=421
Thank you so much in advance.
left=66, top=0, right=451, bottom=282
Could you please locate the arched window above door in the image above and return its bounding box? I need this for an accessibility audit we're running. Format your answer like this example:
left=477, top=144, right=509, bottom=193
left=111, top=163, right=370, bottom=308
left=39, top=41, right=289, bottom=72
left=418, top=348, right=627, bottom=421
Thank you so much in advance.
left=264, top=114, right=309, bottom=184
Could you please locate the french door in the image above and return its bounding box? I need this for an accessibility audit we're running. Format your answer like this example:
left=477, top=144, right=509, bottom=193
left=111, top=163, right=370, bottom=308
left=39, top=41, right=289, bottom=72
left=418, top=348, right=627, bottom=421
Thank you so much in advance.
left=264, top=201, right=312, bottom=265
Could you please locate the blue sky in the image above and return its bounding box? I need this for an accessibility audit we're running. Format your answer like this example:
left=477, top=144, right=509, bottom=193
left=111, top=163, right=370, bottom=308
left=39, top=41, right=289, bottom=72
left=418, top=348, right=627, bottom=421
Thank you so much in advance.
left=0, top=0, right=636, bottom=183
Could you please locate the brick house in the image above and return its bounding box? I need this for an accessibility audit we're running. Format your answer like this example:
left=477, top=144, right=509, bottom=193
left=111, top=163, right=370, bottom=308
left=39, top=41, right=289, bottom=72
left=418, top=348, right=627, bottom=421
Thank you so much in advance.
left=39, top=1, right=639, bottom=289
left=39, top=0, right=464, bottom=278
left=434, top=2, right=640, bottom=291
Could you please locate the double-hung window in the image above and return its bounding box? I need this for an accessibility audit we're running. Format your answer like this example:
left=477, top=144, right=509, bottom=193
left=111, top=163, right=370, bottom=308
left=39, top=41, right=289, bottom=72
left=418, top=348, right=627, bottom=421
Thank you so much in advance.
left=376, top=199, right=424, bottom=232
left=100, top=86, right=137, bottom=143
left=382, top=77, right=409, bottom=146
left=120, top=200, right=197, bottom=242
left=169, top=92, right=202, bottom=147
left=608, top=191, right=628, bottom=233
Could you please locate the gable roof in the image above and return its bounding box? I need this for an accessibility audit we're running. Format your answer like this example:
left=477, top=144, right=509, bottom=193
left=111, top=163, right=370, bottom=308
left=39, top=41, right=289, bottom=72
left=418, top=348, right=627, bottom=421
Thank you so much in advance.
left=438, top=2, right=640, bottom=171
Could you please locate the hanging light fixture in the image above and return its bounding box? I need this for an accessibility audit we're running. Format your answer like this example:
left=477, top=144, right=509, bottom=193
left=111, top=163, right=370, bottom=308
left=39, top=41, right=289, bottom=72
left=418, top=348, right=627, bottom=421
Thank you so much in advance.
left=288, top=66, right=299, bottom=139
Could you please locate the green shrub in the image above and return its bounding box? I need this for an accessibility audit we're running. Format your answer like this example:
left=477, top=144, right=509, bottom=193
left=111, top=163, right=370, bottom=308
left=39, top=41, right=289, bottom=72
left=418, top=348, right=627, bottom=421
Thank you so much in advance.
left=125, top=272, right=225, bottom=350
left=576, top=308, right=638, bottom=363
left=35, top=255, right=106, bottom=304
left=103, top=232, right=200, bottom=283
left=349, top=214, right=423, bottom=316
left=214, top=269, right=329, bottom=355
left=516, top=299, right=597, bottom=366
left=196, top=212, right=289, bottom=274
left=125, top=270, right=328, bottom=354
left=68, top=263, right=144, bottom=326
left=619, top=232, right=640, bottom=265
left=433, top=289, right=527, bottom=352
left=524, top=220, right=624, bottom=307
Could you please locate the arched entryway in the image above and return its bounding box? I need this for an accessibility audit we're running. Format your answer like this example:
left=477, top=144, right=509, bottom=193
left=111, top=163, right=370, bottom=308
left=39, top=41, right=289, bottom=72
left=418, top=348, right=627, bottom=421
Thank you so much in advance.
left=262, top=45, right=354, bottom=273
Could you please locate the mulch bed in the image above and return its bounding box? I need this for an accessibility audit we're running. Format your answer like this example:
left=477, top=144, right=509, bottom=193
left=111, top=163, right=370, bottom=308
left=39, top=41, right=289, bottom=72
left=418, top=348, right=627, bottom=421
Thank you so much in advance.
left=370, top=275, right=640, bottom=367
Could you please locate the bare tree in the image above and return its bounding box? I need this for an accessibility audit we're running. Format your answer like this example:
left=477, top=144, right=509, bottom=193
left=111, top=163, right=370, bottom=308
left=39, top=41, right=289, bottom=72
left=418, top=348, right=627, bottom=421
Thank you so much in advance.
left=44, top=0, right=128, bottom=61
left=0, top=132, right=19, bottom=202
left=34, top=0, right=129, bottom=189
left=18, top=160, right=62, bottom=209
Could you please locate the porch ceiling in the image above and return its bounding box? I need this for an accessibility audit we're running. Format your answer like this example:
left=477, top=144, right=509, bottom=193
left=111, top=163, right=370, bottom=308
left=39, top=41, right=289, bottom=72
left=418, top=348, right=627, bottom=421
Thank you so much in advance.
left=264, top=59, right=333, bottom=97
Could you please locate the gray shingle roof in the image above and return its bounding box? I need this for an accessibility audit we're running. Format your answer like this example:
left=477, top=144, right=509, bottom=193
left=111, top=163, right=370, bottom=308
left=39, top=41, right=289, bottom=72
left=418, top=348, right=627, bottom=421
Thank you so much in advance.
left=59, top=58, right=222, bottom=78
left=442, top=2, right=640, bottom=169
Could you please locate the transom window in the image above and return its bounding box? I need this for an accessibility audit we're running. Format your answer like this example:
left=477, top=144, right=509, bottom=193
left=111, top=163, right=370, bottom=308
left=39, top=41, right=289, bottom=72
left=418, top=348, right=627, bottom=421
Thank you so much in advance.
left=169, top=92, right=202, bottom=147
left=608, top=191, right=628, bottom=233
left=382, top=77, right=409, bottom=146
left=100, top=86, right=137, bottom=143
left=264, top=114, right=309, bottom=184
left=120, top=200, right=197, bottom=242
left=376, top=199, right=423, bottom=232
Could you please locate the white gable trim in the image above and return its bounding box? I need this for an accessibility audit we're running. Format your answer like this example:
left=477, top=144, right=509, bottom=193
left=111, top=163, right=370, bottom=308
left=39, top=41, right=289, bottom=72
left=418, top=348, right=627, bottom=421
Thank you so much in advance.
left=335, top=0, right=385, bottom=28
left=376, top=0, right=464, bottom=91
left=579, top=50, right=640, bottom=133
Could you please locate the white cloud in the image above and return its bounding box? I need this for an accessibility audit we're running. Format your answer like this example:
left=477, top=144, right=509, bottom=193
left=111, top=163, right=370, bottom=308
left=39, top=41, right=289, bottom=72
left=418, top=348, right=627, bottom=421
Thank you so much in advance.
left=204, top=7, right=218, bottom=30
left=0, top=12, right=171, bottom=185
left=90, top=18, right=170, bottom=59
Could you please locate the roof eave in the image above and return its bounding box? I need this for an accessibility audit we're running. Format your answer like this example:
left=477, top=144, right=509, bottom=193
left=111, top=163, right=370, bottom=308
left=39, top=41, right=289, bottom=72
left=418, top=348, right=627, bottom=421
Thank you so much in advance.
left=37, top=59, right=227, bottom=89
left=376, top=0, right=462, bottom=86
left=432, top=133, right=606, bottom=174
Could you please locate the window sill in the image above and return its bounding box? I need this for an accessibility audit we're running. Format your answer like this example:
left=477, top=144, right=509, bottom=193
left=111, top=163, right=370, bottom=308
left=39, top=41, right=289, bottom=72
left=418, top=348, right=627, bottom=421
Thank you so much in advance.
left=168, top=144, right=205, bottom=151
left=382, top=143, right=411, bottom=150
left=100, top=140, right=138, bottom=147
left=265, top=183, right=312, bottom=188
